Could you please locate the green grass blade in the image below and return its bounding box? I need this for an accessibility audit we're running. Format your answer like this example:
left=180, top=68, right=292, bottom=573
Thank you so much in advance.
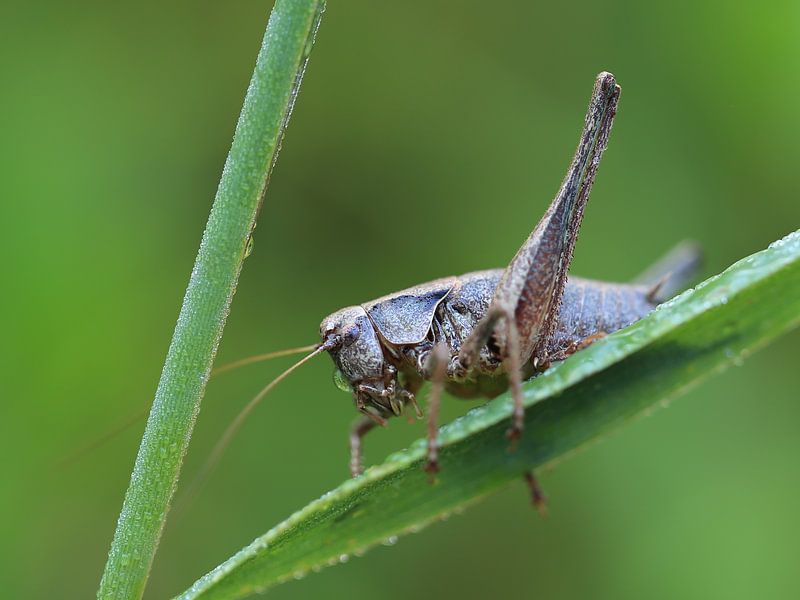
left=178, top=231, right=800, bottom=600
left=96, top=2, right=325, bottom=598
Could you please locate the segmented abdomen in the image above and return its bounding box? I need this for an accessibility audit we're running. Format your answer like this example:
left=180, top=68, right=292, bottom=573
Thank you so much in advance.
left=546, top=277, right=656, bottom=358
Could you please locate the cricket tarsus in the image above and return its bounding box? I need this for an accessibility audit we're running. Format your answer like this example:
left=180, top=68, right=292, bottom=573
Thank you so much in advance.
left=524, top=471, right=548, bottom=518
left=316, top=71, right=699, bottom=509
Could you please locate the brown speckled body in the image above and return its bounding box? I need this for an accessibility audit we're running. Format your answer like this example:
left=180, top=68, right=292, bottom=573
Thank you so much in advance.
left=317, top=73, right=699, bottom=482
left=330, top=270, right=656, bottom=412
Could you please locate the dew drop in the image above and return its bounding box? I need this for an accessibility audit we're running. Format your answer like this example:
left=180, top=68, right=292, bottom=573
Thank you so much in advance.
left=244, top=235, right=255, bottom=258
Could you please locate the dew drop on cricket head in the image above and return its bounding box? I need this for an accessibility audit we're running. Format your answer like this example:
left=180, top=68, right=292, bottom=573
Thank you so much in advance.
left=333, top=368, right=352, bottom=393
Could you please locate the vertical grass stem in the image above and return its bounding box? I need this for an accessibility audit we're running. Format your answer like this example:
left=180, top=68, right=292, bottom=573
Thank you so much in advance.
left=97, top=2, right=325, bottom=597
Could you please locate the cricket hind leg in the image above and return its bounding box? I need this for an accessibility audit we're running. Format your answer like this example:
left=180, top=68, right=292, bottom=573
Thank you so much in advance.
left=459, top=73, right=621, bottom=443
left=502, top=308, right=525, bottom=443
left=487, top=72, right=620, bottom=370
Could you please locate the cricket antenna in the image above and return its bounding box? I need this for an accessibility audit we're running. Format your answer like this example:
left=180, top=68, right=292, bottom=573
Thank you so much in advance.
left=211, top=343, right=319, bottom=376
left=176, top=339, right=337, bottom=510
left=54, top=343, right=322, bottom=471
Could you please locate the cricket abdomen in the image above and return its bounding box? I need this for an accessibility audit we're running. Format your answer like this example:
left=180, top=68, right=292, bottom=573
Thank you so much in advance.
left=546, top=277, right=656, bottom=359
left=428, top=270, right=656, bottom=379
left=432, top=270, right=655, bottom=351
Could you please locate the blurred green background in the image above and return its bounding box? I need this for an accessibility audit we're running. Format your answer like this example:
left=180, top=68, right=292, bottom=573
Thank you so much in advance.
left=1, top=1, right=798, bottom=598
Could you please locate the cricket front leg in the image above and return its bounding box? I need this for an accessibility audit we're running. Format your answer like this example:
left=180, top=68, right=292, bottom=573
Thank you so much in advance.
left=459, top=72, right=621, bottom=441
left=349, top=415, right=379, bottom=477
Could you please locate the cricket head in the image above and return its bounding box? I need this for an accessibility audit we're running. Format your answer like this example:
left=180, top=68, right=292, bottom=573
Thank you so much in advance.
left=319, top=306, right=396, bottom=419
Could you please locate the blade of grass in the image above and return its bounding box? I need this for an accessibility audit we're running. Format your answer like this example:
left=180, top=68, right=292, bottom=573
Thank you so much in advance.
left=97, top=2, right=325, bottom=598
left=178, top=231, right=800, bottom=600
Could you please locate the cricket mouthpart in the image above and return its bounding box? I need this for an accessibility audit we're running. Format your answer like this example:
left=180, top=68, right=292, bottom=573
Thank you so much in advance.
left=320, top=306, right=389, bottom=413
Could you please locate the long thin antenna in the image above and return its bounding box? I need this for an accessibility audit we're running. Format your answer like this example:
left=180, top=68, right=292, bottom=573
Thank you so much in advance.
left=55, top=343, right=318, bottom=470
left=176, top=344, right=328, bottom=510
left=212, top=343, right=318, bottom=376
left=54, top=408, right=150, bottom=470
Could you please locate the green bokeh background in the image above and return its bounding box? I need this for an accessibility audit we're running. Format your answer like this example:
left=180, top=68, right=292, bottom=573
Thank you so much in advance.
left=2, top=1, right=798, bottom=598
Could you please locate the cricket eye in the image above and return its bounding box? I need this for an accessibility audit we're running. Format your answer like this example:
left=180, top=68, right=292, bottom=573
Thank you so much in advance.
left=342, top=324, right=360, bottom=346
left=320, top=322, right=336, bottom=339
left=332, top=368, right=353, bottom=393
